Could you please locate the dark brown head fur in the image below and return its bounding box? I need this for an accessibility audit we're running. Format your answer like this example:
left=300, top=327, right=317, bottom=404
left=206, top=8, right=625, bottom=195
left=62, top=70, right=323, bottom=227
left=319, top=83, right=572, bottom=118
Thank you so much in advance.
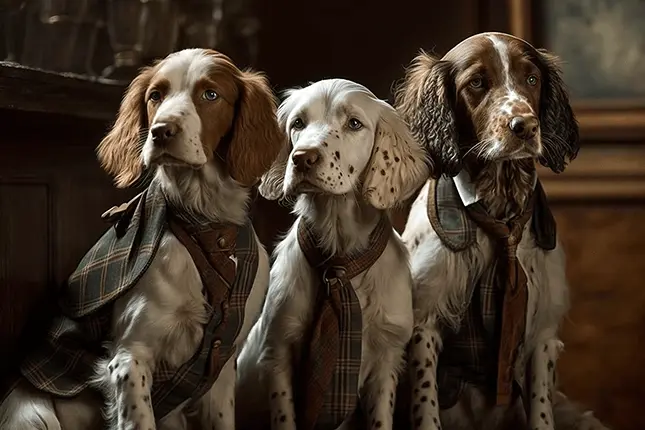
left=395, top=32, right=579, bottom=217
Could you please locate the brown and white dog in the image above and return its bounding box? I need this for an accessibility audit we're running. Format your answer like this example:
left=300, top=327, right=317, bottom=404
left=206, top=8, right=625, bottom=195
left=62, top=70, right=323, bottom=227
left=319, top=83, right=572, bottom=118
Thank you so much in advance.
left=0, top=48, right=283, bottom=430
left=395, top=33, right=610, bottom=430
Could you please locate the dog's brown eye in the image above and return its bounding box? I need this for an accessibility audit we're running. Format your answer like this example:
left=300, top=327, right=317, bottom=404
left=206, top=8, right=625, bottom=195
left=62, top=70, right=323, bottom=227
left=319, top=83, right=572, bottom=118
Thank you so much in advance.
left=149, top=90, right=162, bottom=102
left=202, top=89, right=218, bottom=101
left=527, top=75, right=538, bottom=86
left=348, top=118, right=363, bottom=130
left=292, top=118, right=305, bottom=130
left=469, top=78, right=483, bottom=89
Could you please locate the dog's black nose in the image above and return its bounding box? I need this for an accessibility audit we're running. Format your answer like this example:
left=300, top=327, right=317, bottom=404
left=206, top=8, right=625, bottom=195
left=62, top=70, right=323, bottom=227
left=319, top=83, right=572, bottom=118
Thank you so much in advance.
left=150, top=122, right=179, bottom=144
left=509, top=115, right=538, bottom=140
left=292, top=149, right=320, bottom=173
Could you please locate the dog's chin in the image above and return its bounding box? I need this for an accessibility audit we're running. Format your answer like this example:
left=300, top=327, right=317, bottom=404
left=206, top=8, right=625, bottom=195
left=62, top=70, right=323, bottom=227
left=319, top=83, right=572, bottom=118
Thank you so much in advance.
left=483, top=137, right=541, bottom=162
left=146, top=152, right=206, bottom=170
left=284, top=179, right=324, bottom=196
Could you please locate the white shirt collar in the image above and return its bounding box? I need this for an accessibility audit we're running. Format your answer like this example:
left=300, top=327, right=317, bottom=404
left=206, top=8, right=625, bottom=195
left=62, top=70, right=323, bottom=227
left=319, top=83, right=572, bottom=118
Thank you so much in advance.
left=451, top=169, right=538, bottom=207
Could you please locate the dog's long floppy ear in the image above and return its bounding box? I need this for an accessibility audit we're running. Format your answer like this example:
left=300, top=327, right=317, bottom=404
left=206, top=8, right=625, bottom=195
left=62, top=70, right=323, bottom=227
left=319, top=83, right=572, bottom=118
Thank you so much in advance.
left=536, top=49, right=580, bottom=173
left=96, top=67, right=153, bottom=188
left=394, top=51, right=460, bottom=178
left=227, top=71, right=285, bottom=187
left=362, top=102, right=430, bottom=210
left=257, top=89, right=297, bottom=201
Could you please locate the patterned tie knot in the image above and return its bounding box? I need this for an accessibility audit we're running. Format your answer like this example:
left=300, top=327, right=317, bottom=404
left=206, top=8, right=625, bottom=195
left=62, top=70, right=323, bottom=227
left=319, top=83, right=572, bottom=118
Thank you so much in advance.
left=321, top=266, right=347, bottom=294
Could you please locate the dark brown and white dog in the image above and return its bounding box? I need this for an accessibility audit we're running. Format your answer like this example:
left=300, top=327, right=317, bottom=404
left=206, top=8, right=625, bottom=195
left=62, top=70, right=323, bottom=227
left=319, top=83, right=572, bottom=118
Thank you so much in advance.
left=0, top=48, right=283, bottom=430
left=395, top=32, right=610, bottom=430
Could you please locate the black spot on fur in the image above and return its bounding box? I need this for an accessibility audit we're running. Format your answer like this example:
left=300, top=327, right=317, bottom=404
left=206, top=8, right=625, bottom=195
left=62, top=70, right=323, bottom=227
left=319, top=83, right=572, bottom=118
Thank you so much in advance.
left=349, top=165, right=354, bottom=174
left=415, top=417, right=422, bottom=427
left=426, top=342, right=431, bottom=349
left=219, top=412, right=223, bottom=418
left=122, top=409, right=127, bottom=419
left=394, top=156, right=400, bottom=162
left=540, top=396, right=545, bottom=403
left=380, top=169, right=386, bottom=176
left=411, top=359, right=420, bottom=367
left=425, top=358, right=432, bottom=368
left=335, top=151, right=340, bottom=159
left=416, top=369, right=425, bottom=379
left=142, top=375, right=145, bottom=387
left=541, top=412, right=546, bottom=420
left=123, top=374, right=129, bottom=382
left=271, top=392, right=278, bottom=399
left=374, top=421, right=382, bottom=428
left=431, top=399, right=436, bottom=407
left=421, top=381, right=430, bottom=389
left=421, top=395, right=427, bottom=402
left=330, top=162, right=334, bottom=168
left=414, top=333, right=422, bottom=344
left=547, top=360, right=554, bottom=371
left=280, top=415, right=286, bottom=422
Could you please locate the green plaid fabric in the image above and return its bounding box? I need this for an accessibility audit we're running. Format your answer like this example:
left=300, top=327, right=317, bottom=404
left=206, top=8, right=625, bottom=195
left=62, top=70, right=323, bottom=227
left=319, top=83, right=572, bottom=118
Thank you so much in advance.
left=296, top=216, right=391, bottom=430
left=427, top=176, right=556, bottom=410
left=18, top=181, right=259, bottom=421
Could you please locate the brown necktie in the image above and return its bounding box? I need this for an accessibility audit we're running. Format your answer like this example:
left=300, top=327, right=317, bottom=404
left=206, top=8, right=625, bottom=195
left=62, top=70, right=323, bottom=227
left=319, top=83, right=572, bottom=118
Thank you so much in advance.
left=466, top=195, right=535, bottom=406
left=296, top=216, right=391, bottom=430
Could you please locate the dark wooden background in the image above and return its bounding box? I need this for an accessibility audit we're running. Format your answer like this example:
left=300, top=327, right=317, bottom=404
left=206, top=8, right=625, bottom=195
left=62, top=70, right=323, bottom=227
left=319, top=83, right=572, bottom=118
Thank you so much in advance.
left=1, top=1, right=643, bottom=429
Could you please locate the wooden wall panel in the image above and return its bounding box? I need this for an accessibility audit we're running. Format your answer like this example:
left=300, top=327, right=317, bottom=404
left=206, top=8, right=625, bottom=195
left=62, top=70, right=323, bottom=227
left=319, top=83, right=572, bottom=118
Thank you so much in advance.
left=554, top=205, right=645, bottom=430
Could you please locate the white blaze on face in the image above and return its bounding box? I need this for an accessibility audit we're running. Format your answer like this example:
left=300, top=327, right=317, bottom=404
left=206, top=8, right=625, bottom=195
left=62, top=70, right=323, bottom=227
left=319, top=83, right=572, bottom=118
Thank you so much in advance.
left=142, top=49, right=214, bottom=168
left=487, top=35, right=527, bottom=116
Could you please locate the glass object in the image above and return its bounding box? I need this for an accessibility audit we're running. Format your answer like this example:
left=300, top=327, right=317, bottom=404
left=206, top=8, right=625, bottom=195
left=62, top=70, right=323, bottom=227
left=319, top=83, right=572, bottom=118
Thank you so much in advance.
left=20, top=0, right=101, bottom=74
left=1, top=0, right=28, bottom=62
left=180, top=0, right=224, bottom=49
left=102, top=0, right=180, bottom=81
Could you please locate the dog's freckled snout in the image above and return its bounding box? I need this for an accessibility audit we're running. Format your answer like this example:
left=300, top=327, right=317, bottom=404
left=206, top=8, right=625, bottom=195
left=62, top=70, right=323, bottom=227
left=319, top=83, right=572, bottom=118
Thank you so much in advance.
left=150, top=122, right=179, bottom=145
left=509, top=115, right=538, bottom=140
left=292, top=149, right=320, bottom=173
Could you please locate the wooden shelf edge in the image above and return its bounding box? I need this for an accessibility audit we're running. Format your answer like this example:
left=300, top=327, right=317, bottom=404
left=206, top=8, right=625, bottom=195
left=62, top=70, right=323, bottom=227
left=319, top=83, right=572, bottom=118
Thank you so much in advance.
left=0, top=62, right=126, bottom=122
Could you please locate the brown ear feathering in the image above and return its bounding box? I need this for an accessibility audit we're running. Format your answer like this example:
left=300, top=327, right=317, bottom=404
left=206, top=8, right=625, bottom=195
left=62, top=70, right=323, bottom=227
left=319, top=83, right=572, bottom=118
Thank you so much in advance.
left=535, top=49, right=580, bottom=173
left=96, top=67, right=153, bottom=188
left=227, top=71, right=285, bottom=187
left=394, top=51, right=461, bottom=178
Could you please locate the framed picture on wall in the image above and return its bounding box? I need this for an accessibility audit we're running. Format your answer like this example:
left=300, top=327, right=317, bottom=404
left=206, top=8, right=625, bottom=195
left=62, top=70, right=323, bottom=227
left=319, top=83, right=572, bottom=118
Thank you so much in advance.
left=509, top=0, right=645, bottom=140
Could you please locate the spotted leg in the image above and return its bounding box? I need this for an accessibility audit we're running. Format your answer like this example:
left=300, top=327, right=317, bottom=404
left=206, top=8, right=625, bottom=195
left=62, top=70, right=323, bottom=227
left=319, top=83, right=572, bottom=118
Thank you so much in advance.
left=529, top=337, right=563, bottom=430
left=361, top=349, right=405, bottom=430
left=198, top=354, right=237, bottom=430
left=408, top=325, right=442, bottom=430
left=267, top=345, right=297, bottom=430
left=106, top=347, right=155, bottom=430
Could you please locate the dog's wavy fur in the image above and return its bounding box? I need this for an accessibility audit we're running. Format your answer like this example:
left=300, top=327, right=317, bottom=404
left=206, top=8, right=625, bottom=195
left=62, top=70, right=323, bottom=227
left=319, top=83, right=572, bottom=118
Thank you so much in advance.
left=0, top=48, right=283, bottom=430
left=395, top=33, right=609, bottom=430
left=235, top=79, right=430, bottom=430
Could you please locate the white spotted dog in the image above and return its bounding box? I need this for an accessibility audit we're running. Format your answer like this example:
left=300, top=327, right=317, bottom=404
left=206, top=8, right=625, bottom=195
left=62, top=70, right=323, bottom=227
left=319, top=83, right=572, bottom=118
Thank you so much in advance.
left=0, top=49, right=283, bottom=430
left=235, top=79, right=430, bottom=430
left=394, top=33, right=611, bottom=430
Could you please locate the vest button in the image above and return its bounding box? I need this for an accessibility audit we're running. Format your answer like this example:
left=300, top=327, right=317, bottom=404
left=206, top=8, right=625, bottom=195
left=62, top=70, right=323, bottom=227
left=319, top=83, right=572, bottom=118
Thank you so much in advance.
left=217, top=237, right=227, bottom=248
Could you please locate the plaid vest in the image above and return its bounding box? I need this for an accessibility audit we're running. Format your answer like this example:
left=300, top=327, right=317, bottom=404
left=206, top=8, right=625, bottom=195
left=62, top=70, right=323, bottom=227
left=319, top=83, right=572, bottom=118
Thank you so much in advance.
left=18, top=181, right=259, bottom=421
left=426, top=175, right=556, bottom=410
